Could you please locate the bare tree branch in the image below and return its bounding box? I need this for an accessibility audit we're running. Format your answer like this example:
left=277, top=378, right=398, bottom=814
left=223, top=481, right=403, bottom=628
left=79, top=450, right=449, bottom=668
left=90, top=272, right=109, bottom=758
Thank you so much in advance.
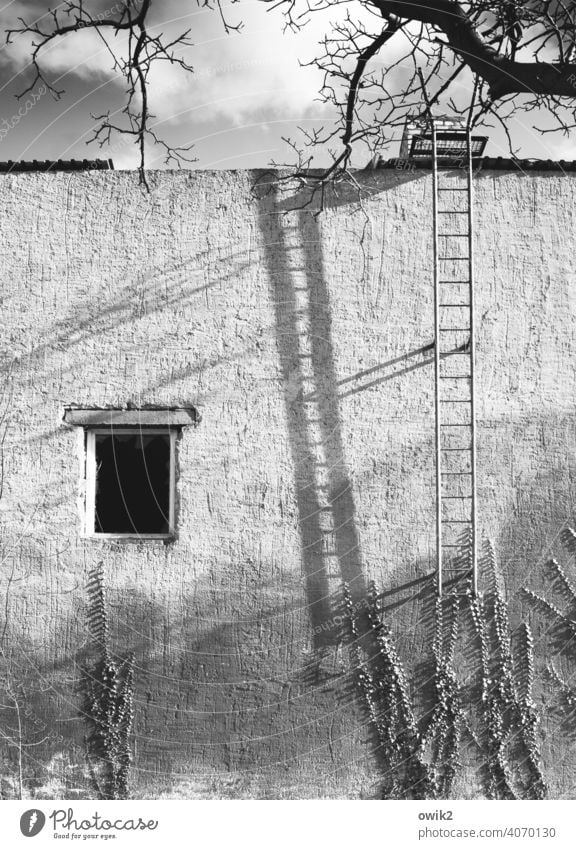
left=372, top=1, right=576, bottom=98
left=5, top=1, right=242, bottom=185
left=263, top=0, right=576, bottom=191
left=7, top=0, right=576, bottom=187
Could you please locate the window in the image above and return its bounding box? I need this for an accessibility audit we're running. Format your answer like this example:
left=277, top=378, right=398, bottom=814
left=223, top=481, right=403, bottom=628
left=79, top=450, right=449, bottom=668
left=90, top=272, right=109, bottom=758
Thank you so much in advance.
left=86, top=429, right=176, bottom=538
left=64, top=408, right=198, bottom=539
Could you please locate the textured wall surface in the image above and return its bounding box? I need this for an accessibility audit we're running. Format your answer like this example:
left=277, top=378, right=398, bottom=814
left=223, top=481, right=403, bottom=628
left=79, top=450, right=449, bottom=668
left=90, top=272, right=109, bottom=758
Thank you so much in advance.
left=0, top=167, right=575, bottom=799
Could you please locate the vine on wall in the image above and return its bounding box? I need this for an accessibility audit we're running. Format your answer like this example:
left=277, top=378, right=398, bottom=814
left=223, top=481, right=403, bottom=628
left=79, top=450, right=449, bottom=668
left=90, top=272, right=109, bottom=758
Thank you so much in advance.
left=469, top=541, right=545, bottom=800
left=421, top=595, right=463, bottom=797
left=523, top=527, right=576, bottom=739
left=343, top=537, right=546, bottom=800
left=82, top=563, right=135, bottom=800
left=343, top=581, right=462, bottom=799
left=343, top=581, right=429, bottom=798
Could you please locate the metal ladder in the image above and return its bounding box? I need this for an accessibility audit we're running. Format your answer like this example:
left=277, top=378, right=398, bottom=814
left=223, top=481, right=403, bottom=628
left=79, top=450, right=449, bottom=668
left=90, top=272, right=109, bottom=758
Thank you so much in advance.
left=431, top=122, right=478, bottom=596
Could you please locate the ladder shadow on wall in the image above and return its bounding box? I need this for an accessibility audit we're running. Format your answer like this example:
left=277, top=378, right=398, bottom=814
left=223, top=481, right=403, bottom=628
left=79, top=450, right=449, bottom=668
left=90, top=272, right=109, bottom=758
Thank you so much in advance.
left=257, top=184, right=372, bottom=649
left=255, top=173, right=448, bottom=650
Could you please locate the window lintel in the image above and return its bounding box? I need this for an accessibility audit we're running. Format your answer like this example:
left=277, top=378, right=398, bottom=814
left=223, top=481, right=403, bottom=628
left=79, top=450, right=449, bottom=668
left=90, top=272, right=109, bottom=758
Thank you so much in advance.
left=64, top=407, right=198, bottom=428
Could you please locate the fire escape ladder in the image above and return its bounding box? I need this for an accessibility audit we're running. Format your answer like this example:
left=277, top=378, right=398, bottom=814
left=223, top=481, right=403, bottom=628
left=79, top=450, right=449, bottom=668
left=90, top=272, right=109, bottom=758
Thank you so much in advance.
left=431, top=122, right=478, bottom=597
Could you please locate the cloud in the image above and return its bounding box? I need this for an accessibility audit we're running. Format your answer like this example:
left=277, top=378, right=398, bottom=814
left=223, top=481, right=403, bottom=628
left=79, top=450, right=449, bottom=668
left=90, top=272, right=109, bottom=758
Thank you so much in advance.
left=143, top=3, right=337, bottom=128
left=0, top=2, right=130, bottom=89
left=146, top=46, right=327, bottom=130
left=0, top=1, right=336, bottom=130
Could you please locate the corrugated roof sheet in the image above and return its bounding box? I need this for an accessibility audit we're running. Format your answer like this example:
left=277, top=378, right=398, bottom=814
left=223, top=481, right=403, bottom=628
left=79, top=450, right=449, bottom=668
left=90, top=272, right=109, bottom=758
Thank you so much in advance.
left=0, top=159, right=114, bottom=173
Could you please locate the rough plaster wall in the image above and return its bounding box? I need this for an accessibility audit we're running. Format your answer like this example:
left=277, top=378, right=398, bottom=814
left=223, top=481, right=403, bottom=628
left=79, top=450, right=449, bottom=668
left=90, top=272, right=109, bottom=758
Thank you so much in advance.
left=0, top=168, right=574, bottom=798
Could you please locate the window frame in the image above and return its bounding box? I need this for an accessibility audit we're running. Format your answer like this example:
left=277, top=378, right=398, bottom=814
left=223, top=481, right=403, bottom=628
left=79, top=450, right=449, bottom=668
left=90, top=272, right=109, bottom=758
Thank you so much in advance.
left=84, top=427, right=177, bottom=540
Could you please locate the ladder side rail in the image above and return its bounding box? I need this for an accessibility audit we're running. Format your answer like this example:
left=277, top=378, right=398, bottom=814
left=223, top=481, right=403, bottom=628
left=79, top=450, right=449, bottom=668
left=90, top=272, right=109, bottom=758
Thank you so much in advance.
left=467, top=128, right=478, bottom=596
left=432, top=120, right=443, bottom=597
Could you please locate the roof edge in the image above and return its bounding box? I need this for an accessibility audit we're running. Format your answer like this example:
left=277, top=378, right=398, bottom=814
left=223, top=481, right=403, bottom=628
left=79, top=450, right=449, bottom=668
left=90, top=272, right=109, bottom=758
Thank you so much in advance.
left=368, top=155, right=576, bottom=172
left=0, top=159, right=114, bottom=173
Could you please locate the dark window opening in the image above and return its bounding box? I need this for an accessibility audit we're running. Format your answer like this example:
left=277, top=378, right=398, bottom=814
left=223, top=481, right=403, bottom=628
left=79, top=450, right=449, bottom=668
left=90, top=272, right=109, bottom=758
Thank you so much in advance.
left=94, top=432, right=171, bottom=535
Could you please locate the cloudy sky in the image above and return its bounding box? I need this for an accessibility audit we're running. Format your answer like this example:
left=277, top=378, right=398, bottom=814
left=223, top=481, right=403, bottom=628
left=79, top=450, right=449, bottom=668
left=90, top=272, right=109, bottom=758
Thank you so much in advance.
left=0, top=0, right=575, bottom=170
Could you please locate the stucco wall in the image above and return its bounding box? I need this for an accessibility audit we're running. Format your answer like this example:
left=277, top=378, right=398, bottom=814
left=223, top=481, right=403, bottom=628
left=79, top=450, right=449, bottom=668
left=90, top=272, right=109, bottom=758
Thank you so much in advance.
left=0, top=166, right=575, bottom=799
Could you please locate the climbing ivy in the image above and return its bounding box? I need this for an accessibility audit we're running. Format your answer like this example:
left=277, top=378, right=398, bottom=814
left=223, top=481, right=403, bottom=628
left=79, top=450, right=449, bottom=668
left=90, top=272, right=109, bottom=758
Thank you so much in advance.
left=468, top=540, right=545, bottom=799
left=420, top=595, right=463, bottom=798
left=342, top=581, right=433, bottom=798
left=523, top=527, right=576, bottom=753
left=342, top=581, right=466, bottom=799
left=515, top=622, right=545, bottom=798
left=343, top=537, right=546, bottom=800
left=82, top=563, right=135, bottom=800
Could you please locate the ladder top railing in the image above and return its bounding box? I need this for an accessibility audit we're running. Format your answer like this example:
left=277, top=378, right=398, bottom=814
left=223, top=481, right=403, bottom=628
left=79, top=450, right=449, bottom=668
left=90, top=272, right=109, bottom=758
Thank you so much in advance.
left=399, top=114, right=488, bottom=163
left=410, top=132, right=488, bottom=160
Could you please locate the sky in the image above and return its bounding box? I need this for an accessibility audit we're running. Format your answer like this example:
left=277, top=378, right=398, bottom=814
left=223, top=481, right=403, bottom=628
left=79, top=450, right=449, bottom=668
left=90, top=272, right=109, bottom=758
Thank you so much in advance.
left=0, top=0, right=576, bottom=170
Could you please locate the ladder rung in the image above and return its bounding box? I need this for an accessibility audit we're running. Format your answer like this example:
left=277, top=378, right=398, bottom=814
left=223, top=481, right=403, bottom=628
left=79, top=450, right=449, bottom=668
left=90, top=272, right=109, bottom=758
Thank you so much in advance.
left=438, top=210, right=468, bottom=214
left=439, top=375, right=470, bottom=379
left=439, top=280, right=470, bottom=284
left=440, top=400, right=471, bottom=404
left=439, top=233, right=469, bottom=237
left=442, top=544, right=469, bottom=548
left=443, top=496, right=473, bottom=499
left=440, top=303, right=470, bottom=307
left=441, top=447, right=472, bottom=451
left=439, top=257, right=469, bottom=261
left=441, top=424, right=471, bottom=428
left=442, top=519, right=472, bottom=523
